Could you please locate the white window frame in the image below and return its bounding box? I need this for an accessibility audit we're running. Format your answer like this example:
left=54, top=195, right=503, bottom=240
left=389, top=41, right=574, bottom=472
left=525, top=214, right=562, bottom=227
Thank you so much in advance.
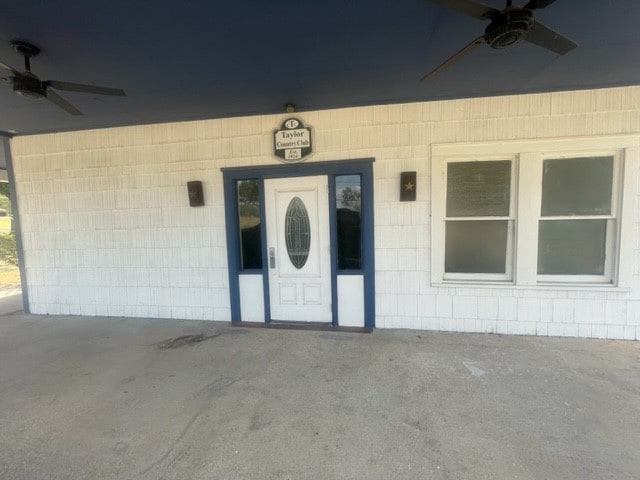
left=431, top=135, right=640, bottom=289
left=442, top=156, right=517, bottom=282
left=535, top=152, right=620, bottom=284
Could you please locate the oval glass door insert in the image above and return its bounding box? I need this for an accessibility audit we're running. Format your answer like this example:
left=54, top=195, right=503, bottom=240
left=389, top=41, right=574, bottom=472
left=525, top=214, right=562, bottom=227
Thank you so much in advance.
left=285, top=196, right=311, bottom=269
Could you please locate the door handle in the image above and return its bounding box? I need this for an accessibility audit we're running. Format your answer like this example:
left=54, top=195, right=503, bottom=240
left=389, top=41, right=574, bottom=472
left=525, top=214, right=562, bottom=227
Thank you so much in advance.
left=269, top=247, right=276, bottom=269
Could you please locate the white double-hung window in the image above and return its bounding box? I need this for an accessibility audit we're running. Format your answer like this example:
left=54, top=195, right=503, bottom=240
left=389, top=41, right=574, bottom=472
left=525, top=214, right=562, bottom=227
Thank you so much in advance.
left=537, top=155, right=617, bottom=283
left=431, top=136, right=638, bottom=287
left=444, top=159, right=515, bottom=281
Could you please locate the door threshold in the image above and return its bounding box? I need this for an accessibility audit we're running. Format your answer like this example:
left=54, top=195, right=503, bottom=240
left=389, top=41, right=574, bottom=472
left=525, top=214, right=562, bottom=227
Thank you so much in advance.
left=231, top=321, right=372, bottom=334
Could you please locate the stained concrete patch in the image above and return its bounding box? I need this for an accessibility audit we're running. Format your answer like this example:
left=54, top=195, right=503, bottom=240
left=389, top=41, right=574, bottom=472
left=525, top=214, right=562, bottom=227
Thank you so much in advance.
left=120, top=375, right=136, bottom=384
left=155, top=333, right=220, bottom=349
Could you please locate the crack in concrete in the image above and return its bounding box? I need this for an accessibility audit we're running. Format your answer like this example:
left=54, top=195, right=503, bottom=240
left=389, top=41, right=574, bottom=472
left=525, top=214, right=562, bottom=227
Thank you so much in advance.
left=136, top=376, right=236, bottom=478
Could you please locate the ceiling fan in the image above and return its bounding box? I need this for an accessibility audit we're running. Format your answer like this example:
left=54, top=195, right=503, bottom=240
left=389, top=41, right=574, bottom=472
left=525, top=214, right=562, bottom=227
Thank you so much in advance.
left=0, top=40, right=126, bottom=115
left=422, top=0, right=577, bottom=80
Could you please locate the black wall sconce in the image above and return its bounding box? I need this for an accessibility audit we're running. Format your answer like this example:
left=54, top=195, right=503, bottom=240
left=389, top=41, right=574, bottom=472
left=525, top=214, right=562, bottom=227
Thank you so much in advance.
left=187, top=181, right=205, bottom=207
left=400, top=171, right=416, bottom=201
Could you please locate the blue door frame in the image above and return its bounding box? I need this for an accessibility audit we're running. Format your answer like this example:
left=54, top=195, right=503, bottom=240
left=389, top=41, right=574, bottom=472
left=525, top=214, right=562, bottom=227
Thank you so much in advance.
left=222, top=158, right=375, bottom=328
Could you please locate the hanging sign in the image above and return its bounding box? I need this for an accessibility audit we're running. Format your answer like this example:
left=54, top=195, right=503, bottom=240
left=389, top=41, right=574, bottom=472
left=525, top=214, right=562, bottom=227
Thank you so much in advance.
left=273, top=117, right=312, bottom=163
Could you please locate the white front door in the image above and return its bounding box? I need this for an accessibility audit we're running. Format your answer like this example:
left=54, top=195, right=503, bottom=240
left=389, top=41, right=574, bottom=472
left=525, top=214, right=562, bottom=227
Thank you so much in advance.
left=264, top=176, right=332, bottom=323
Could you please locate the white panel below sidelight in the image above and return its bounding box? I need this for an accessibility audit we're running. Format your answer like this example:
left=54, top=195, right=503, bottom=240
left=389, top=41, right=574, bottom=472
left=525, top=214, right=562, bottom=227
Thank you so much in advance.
left=239, top=275, right=265, bottom=322
left=338, top=275, right=364, bottom=327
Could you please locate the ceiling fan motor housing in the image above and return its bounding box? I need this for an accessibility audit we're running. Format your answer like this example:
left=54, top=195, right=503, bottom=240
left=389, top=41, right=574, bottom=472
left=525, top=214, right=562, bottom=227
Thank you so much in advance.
left=485, top=9, right=534, bottom=49
left=11, top=73, right=46, bottom=99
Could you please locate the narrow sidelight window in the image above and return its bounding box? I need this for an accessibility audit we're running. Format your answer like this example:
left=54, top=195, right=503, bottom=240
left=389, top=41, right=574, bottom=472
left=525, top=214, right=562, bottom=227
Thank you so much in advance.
left=236, top=179, right=262, bottom=269
left=335, top=175, right=362, bottom=270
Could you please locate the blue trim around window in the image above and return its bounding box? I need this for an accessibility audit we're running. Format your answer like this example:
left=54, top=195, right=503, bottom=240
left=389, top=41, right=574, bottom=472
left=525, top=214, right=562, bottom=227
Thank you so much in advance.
left=257, top=179, right=271, bottom=321
left=361, top=165, right=375, bottom=328
left=222, top=172, right=241, bottom=322
left=222, top=158, right=375, bottom=328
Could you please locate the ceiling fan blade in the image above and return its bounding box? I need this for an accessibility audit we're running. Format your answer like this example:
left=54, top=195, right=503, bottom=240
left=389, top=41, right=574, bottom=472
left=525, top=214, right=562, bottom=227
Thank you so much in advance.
left=0, top=60, right=20, bottom=75
left=523, top=0, right=558, bottom=10
left=426, top=0, right=499, bottom=20
left=45, top=89, right=82, bottom=115
left=525, top=20, right=577, bottom=55
left=421, top=36, right=485, bottom=80
left=46, top=80, right=126, bottom=96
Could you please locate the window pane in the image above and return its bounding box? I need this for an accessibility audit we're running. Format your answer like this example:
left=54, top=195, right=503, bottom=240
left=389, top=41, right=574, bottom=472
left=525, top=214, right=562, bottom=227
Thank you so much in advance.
left=447, top=161, right=511, bottom=217
left=237, top=179, right=262, bottom=269
left=537, top=220, right=607, bottom=275
left=541, top=156, right=613, bottom=216
left=285, top=196, right=311, bottom=270
left=336, top=175, right=361, bottom=270
left=445, top=221, right=508, bottom=274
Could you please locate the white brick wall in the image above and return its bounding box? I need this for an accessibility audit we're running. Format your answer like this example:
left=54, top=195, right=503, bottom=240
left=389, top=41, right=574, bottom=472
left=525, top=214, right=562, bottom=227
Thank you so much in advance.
left=10, top=86, right=640, bottom=339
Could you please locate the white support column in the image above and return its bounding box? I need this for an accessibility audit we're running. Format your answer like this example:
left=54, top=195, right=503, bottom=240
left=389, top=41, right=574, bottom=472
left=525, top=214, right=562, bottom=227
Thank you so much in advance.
left=617, top=146, right=639, bottom=288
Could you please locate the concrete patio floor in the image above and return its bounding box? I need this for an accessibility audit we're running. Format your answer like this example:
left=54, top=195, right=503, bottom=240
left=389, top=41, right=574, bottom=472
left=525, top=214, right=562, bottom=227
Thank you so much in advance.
left=0, top=313, right=639, bottom=480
